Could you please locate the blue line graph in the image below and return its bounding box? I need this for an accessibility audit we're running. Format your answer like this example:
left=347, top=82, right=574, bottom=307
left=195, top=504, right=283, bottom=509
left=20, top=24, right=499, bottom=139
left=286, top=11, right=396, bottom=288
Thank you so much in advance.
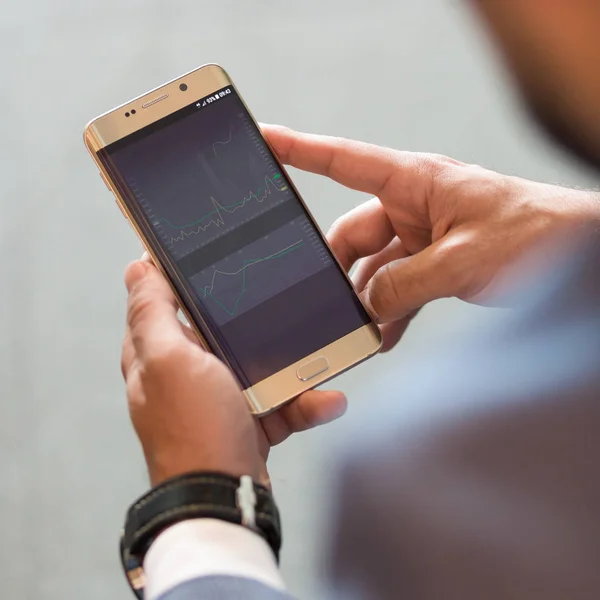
left=190, top=217, right=332, bottom=325
left=199, top=240, right=304, bottom=316
left=163, top=173, right=288, bottom=245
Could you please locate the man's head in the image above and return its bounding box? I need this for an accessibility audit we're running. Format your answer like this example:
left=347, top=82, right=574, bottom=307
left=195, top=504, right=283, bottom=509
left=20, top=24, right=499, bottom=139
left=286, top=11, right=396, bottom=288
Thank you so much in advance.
left=474, top=0, right=600, bottom=168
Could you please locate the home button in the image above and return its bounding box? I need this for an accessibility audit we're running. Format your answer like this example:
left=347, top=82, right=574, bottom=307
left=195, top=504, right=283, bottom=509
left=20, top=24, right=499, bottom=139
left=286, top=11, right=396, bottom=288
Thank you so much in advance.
left=296, top=357, right=330, bottom=381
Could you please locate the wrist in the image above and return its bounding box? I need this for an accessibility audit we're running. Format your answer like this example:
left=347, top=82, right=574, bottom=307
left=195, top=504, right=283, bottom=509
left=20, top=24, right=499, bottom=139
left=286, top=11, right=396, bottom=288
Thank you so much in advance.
left=551, top=188, right=600, bottom=229
left=120, top=471, right=282, bottom=598
left=145, top=448, right=261, bottom=487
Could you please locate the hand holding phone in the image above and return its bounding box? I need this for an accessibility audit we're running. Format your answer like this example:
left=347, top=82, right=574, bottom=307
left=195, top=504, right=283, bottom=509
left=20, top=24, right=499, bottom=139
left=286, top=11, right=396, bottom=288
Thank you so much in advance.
left=122, top=258, right=348, bottom=485
left=85, top=64, right=381, bottom=415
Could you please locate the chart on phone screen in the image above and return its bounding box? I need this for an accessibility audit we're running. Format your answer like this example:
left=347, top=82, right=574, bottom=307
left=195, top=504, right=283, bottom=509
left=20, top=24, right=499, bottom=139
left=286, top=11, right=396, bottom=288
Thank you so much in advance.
left=189, top=217, right=332, bottom=326
left=123, top=95, right=335, bottom=324
left=133, top=111, right=293, bottom=260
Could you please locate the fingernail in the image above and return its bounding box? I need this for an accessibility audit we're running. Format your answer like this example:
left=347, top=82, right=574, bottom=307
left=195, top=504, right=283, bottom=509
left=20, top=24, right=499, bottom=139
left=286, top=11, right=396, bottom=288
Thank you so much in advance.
left=350, top=272, right=363, bottom=291
left=349, top=267, right=358, bottom=286
left=125, top=261, right=148, bottom=292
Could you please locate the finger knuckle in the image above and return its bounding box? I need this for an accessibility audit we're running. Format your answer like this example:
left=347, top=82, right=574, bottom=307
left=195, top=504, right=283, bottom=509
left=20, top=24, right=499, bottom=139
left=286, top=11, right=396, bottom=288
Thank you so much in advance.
left=127, top=290, right=153, bottom=329
left=441, top=153, right=465, bottom=167
left=140, top=343, right=186, bottom=375
left=125, top=378, right=139, bottom=405
left=120, top=342, right=129, bottom=379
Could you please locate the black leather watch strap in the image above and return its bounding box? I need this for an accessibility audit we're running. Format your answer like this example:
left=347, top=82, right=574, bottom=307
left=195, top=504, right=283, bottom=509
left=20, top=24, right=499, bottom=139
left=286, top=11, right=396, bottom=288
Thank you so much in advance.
left=120, top=472, right=282, bottom=599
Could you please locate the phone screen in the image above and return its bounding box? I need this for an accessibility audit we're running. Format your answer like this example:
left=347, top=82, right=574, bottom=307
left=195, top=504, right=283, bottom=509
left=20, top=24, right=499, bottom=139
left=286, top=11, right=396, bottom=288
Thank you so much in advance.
left=98, top=85, right=370, bottom=388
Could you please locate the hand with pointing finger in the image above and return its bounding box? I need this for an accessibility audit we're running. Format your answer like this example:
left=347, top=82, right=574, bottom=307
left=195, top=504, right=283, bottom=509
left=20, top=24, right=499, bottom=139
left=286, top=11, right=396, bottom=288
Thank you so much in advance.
left=263, top=125, right=600, bottom=351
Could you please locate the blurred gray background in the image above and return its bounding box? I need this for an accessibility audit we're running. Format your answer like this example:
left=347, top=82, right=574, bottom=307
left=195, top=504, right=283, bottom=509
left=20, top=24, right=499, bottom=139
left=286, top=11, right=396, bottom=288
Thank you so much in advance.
left=1, top=1, right=597, bottom=599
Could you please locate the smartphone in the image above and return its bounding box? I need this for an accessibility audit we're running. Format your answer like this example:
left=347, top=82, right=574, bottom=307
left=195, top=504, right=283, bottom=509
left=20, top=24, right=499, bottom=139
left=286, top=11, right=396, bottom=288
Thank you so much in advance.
left=84, top=64, right=381, bottom=415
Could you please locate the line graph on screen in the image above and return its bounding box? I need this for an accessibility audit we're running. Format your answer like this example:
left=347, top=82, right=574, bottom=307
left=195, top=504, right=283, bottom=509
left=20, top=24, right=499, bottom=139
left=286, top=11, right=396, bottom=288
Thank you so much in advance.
left=198, top=239, right=305, bottom=316
left=161, top=173, right=289, bottom=245
left=212, top=127, right=233, bottom=156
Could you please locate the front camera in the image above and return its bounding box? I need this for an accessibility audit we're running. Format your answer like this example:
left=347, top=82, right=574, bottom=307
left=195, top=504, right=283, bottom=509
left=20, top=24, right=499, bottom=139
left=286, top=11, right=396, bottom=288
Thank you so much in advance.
left=179, top=83, right=188, bottom=92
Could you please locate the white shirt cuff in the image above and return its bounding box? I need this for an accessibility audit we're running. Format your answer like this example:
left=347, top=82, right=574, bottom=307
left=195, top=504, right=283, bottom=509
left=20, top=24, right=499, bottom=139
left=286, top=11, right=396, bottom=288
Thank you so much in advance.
left=143, top=518, right=285, bottom=600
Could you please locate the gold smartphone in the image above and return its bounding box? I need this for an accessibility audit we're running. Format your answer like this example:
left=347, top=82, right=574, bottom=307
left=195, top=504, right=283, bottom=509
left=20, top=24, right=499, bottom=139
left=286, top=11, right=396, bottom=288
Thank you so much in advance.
left=84, top=63, right=381, bottom=415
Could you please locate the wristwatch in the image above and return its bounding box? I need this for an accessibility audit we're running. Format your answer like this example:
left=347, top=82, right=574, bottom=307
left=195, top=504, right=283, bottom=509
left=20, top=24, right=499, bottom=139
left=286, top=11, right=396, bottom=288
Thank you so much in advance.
left=119, top=472, right=282, bottom=599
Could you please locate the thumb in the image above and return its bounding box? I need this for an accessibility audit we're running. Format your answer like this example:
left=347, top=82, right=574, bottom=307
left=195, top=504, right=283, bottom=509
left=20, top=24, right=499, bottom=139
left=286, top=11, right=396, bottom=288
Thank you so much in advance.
left=361, top=234, right=471, bottom=323
left=125, top=260, right=187, bottom=360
